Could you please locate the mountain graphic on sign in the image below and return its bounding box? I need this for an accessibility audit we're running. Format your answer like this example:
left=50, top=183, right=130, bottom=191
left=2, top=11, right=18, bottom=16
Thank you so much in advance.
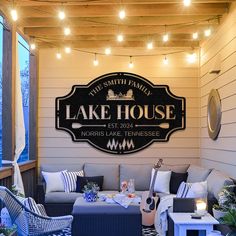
left=106, top=89, right=135, bottom=101
left=107, top=138, right=135, bottom=150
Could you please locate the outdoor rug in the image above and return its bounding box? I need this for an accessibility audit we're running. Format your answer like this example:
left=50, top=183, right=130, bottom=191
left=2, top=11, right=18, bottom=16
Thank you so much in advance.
left=48, top=226, right=158, bottom=236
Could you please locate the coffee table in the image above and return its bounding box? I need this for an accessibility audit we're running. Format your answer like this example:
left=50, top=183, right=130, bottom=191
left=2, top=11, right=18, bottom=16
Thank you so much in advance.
left=72, top=196, right=142, bottom=236
left=169, top=212, right=219, bottom=236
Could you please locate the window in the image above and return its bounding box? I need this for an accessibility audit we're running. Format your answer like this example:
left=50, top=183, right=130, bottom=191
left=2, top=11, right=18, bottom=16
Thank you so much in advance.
left=17, top=34, right=29, bottom=162
left=0, top=16, right=3, bottom=166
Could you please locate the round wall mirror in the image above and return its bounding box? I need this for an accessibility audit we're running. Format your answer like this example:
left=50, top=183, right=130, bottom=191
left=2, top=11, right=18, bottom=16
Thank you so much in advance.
left=207, top=89, right=222, bottom=140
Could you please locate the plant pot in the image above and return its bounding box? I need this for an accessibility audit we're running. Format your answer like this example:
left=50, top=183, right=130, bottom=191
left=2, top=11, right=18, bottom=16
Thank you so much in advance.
left=84, top=192, right=98, bottom=202
left=213, top=208, right=227, bottom=220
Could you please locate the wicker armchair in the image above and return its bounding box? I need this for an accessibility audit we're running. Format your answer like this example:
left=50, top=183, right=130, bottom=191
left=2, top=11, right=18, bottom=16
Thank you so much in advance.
left=0, top=186, right=73, bottom=236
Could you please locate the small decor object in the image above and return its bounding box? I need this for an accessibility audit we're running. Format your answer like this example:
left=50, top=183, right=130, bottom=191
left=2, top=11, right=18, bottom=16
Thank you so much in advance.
left=213, top=185, right=236, bottom=220
left=120, top=181, right=128, bottom=193
left=128, top=179, right=135, bottom=193
left=207, top=89, right=222, bottom=140
left=83, top=182, right=100, bottom=202
left=195, top=199, right=207, bottom=216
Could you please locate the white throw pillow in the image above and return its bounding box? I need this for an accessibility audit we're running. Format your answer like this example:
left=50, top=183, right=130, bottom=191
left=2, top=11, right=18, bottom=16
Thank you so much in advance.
left=186, top=181, right=208, bottom=198
left=150, top=169, right=171, bottom=194
left=42, top=170, right=66, bottom=193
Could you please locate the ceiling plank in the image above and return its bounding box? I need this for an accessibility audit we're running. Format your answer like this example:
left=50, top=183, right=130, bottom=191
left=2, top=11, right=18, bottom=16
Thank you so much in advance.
left=19, top=16, right=220, bottom=27
left=8, top=0, right=234, bottom=6
left=24, top=25, right=217, bottom=36
left=10, top=3, right=229, bottom=18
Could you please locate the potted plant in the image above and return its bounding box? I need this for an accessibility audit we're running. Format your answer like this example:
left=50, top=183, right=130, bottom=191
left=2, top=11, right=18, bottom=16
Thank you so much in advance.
left=83, top=182, right=100, bottom=202
left=0, top=224, right=17, bottom=236
left=220, top=209, right=236, bottom=236
left=213, top=185, right=236, bottom=220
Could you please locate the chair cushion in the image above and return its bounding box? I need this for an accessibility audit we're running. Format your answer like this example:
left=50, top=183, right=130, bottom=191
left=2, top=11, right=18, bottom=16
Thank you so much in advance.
left=120, top=164, right=153, bottom=191
left=187, top=165, right=211, bottom=183
left=84, top=163, right=119, bottom=191
left=160, top=164, right=190, bottom=173
left=76, top=176, right=104, bottom=193
left=206, top=169, right=234, bottom=200
left=170, top=172, right=188, bottom=194
left=45, top=192, right=83, bottom=203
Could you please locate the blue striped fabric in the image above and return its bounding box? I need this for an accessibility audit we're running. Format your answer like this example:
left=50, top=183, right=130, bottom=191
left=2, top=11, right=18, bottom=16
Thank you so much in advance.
left=23, top=197, right=42, bottom=215
left=176, top=182, right=192, bottom=198
left=62, top=170, right=84, bottom=193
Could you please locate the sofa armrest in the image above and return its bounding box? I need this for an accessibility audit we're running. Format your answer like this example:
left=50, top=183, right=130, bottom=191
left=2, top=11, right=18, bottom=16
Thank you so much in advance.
left=37, top=182, right=46, bottom=204
left=173, top=198, right=195, bottom=213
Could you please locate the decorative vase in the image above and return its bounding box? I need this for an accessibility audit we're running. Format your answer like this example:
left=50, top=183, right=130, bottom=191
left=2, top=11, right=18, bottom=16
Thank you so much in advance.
left=213, top=208, right=227, bottom=220
left=84, top=191, right=98, bottom=202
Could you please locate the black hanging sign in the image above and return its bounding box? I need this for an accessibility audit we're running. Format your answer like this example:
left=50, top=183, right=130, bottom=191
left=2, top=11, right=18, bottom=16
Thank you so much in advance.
left=55, top=72, right=186, bottom=154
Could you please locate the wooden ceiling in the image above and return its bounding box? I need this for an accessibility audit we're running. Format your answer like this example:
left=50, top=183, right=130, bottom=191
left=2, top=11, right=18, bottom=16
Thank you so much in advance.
left=0, top=0, right=233, bottom=50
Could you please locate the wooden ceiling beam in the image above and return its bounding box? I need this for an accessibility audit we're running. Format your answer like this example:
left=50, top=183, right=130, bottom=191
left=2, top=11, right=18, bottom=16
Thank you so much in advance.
left=37, top=40, right=199, bottom=48
left=8, top=0, right=234, bottom=6
left=19, top=16, right=220, bottom=27
left=24, top=25, right=217, bottom=36
left=9, top=3, right=228, bottom=18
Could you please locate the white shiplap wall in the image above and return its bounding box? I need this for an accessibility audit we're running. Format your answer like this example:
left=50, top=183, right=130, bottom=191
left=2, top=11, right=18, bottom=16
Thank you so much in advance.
left=38, top=49, right=200, bottom=168
left=200, top=3, right=236, bottom=178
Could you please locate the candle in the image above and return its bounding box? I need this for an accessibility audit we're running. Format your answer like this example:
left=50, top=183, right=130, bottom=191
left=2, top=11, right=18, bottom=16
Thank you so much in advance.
left=196, top=201, right=207, bottom=215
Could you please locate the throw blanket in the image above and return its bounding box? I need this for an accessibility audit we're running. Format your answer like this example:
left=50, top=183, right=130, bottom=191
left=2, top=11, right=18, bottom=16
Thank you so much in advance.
left=154, top=194, right=176, bottom=236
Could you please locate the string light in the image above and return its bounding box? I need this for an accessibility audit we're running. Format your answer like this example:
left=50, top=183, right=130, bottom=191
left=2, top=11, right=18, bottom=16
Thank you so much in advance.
left=65, top=47, right=71, bottom=54
left=183, top=0, right=191, bottom=7
left=10, top=9, right=18, bottom=21
left=147, top=42, right=153, bottom=50
left=105, top=47, right=111, bottom=55
left=30, top=43, right=36, bottom=50
left=64, top=27, right=71, bottom=36
left=163, top=55, right=169, bottom=65
left=192, top=32, right=199, bottom=40
left=163, top=25, right=169, bottom=42
left=129, top=56, right=134, bottom=68
left=56, top=52, right=62, bottom=59
left=119, top=9, right=126, bottom=20
left=117, top=34, right=124, bottom=42
left=187, top=52, right=197, bottom=63
left=204, top=28, right=211, bottom=37
left=58, top=10, right=65, bottom=20
left=93, top=54, right=99, bottom=66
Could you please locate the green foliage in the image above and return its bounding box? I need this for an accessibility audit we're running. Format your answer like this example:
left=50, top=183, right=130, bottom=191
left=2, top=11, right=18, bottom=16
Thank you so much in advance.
left=11, top=185, right=25, bottom=198
left=82, top=182, right=100, bottom=193
left=0, top=224, right=16, bottom=236
left=220, top=209, right=236, bottom=230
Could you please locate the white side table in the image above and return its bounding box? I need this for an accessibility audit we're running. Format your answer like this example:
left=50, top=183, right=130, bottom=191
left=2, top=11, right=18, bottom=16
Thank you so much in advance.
left=169, top=213, right=219, bottom=236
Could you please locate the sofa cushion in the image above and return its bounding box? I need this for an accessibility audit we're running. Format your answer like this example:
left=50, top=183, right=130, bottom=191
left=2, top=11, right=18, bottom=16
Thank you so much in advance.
left=45, top=192, right=83, bottom=203
left=160, top=164, right=190, bottom=173
left=120, top=164, right=153, bottom=191
left=41, top=164, right=84, bottom=172
left=170, top=172, right=188, bottom=194
left=187, top=165, right=211, bottom=183
left=206, top=169, right=234, bottom=200
left=84, top=163, right=119, bottom=191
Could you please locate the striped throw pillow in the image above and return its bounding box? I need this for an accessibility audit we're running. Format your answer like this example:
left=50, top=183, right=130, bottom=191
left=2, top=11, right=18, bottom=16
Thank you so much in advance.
left=23, top=197, right=42, bottom=215
left=62, top=170, right=84, bottom=193
left=176, top=182, right=192, bottom=198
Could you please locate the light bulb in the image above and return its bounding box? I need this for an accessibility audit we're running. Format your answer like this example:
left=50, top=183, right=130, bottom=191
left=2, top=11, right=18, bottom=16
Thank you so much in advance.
left=163, top=56, right=169, bottom=65
left=192, top=32, right=198, bottom=40
left=30, top=43, right=36, bottom=50
left=163, top=34, right=169, bottom=42
left=58, top=10, right=65, bottom=20
left=183, top=0, right=191, bottom=7
left=56, top=52, right=62, bottom=59
left=64, top=27, right=71, bottom=36
left=65, top=47, right=71, bottom=54
left=11, top=9, right=18, bottom=21
left=105, top=48, right=111, bottom=55
left=117, top=34, right=124, bottom=42
left=129, top=62, right=134, bottom=68
left=147, top=42, right=153, bottom=50
left=119, top=10, right=126, bottom=20
left=93, top=59, right=99, bottom=66
left=187, top=53, right=197, bottom=64
left=204, top=28, right=211, bottom=37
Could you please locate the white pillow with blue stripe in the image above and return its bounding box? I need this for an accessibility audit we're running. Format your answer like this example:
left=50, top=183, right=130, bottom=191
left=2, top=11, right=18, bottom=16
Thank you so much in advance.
left=61, top=170, right=84, bottom=193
